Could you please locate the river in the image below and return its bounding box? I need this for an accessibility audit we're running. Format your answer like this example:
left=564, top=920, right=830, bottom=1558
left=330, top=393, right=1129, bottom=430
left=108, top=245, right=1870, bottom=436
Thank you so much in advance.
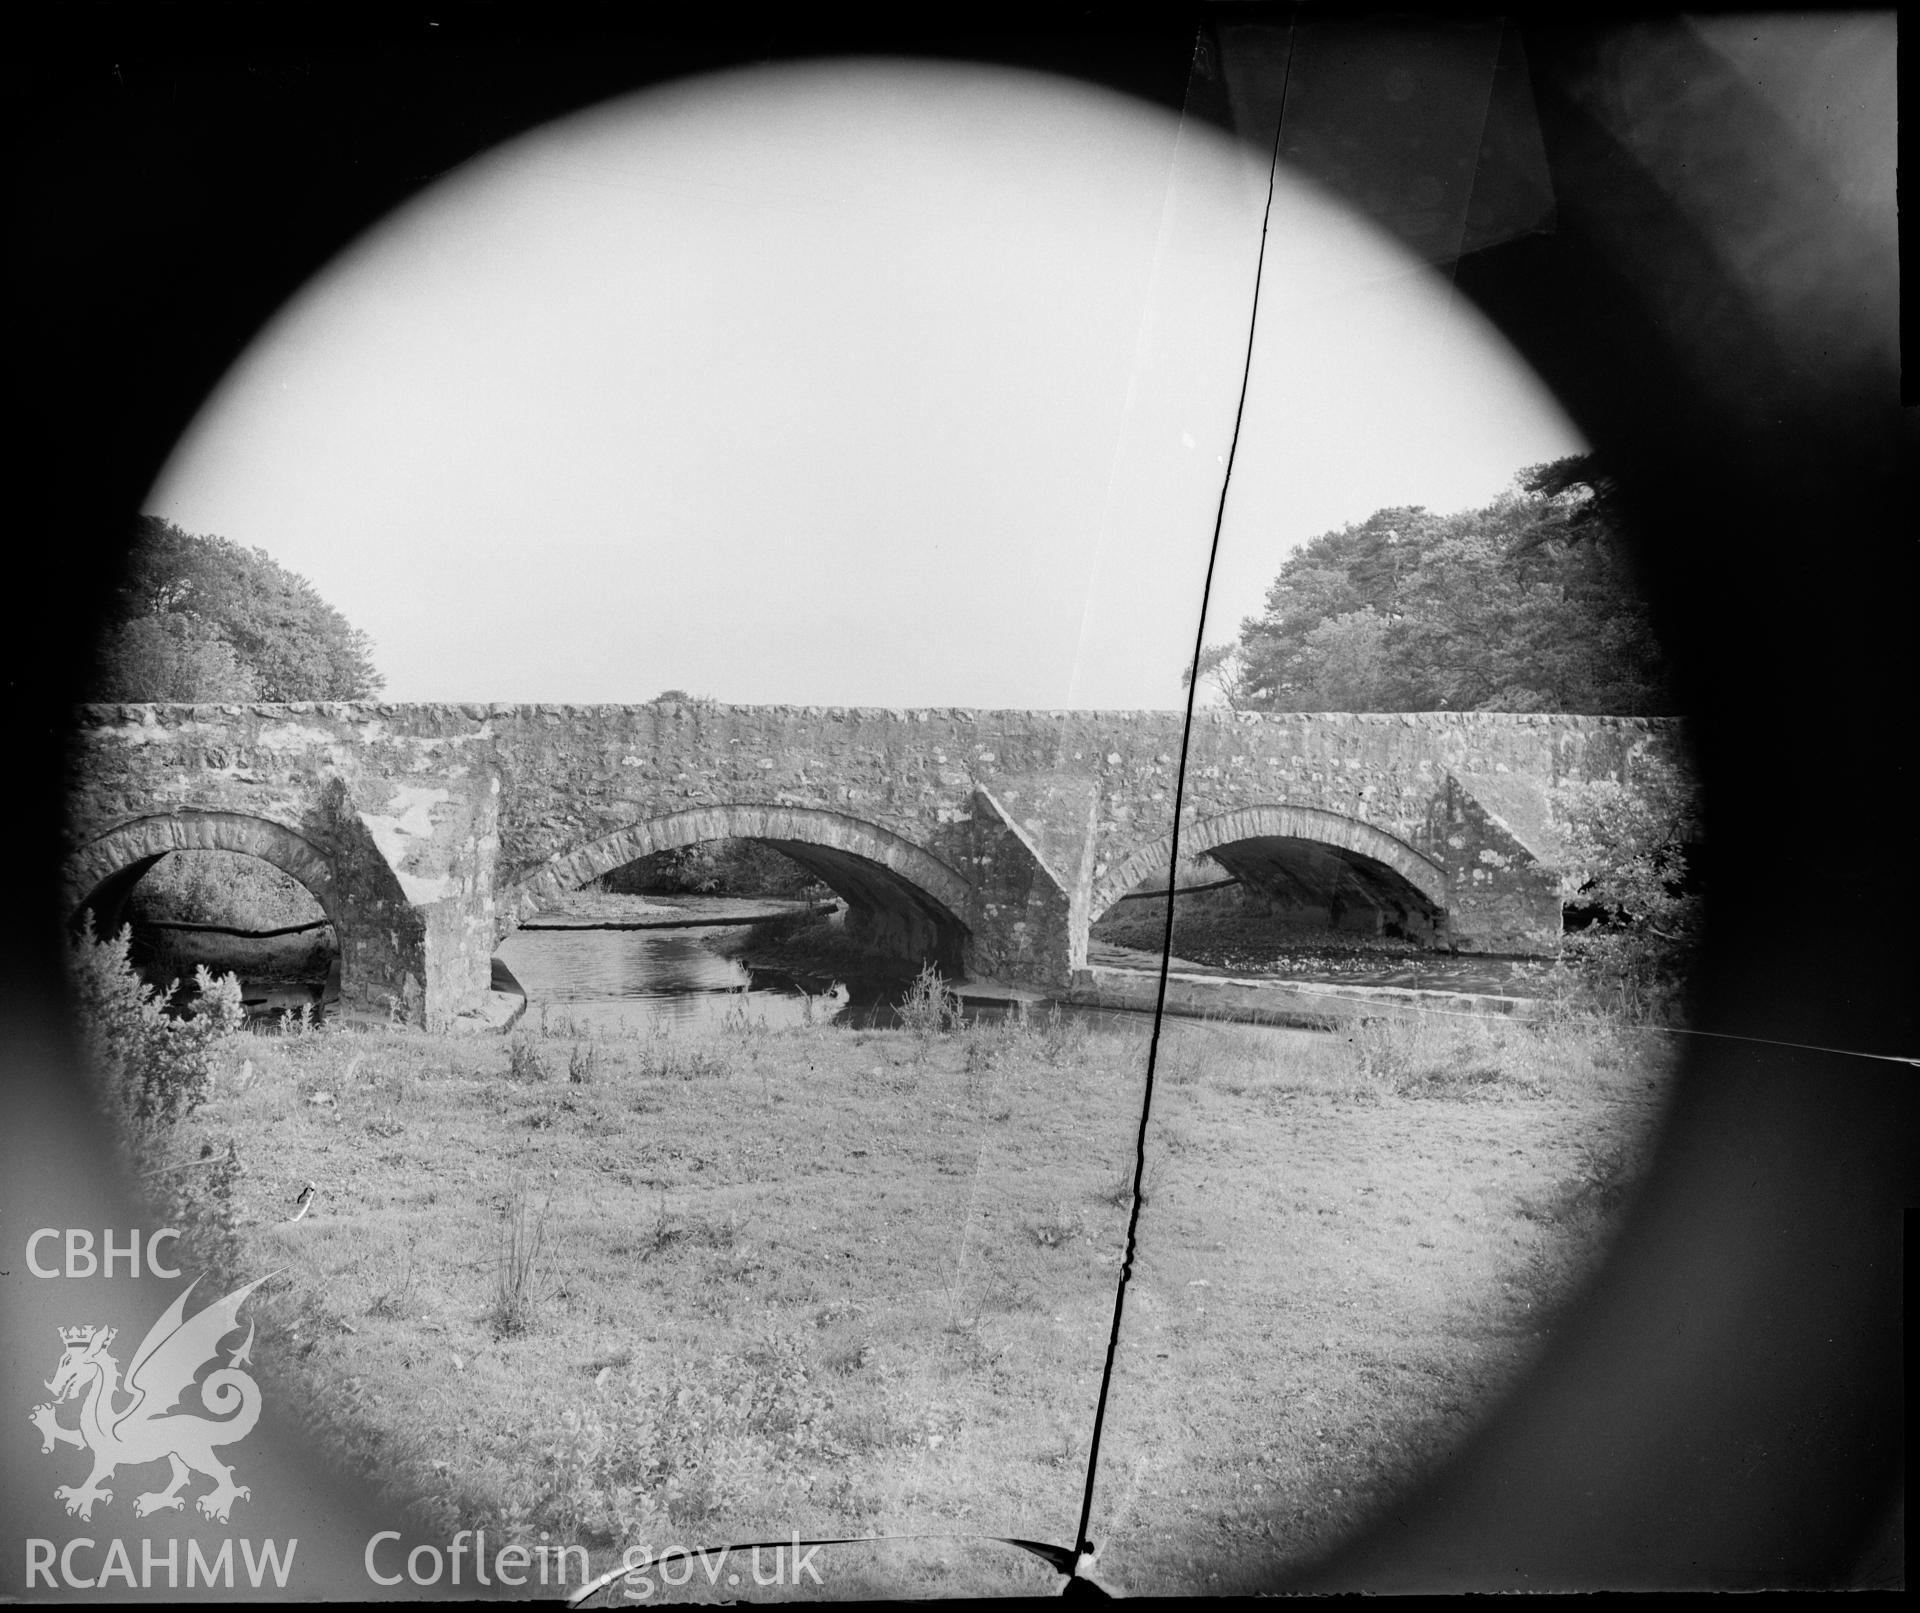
left=497, top=921, right=873, bottom=1033
left=143, top=890, right=1551, bottom=1033
left=496, top=895, right=1074, bottom=1035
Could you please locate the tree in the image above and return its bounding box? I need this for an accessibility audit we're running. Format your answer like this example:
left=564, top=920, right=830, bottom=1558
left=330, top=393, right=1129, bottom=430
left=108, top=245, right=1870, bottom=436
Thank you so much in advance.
left=91, top=613, right=260, bottom=703
left=1511, top=451, right=1627, bottom=549
left=1231, top=506, right=1440, bottom=708
left=1298, top=607, right=1396, bottom=708
left=1212, top=461, right=1675, bottom=715
left=88, top=517, right=383, bottom=702
left=1180, top=643, right=1247, bottom=706
left=1552, top=771, right=1703, bottom=1022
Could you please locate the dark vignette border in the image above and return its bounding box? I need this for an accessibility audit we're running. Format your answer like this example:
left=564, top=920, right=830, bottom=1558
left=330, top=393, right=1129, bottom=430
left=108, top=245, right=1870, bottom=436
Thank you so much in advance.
left=7, top=3, right=1910, bottom=1593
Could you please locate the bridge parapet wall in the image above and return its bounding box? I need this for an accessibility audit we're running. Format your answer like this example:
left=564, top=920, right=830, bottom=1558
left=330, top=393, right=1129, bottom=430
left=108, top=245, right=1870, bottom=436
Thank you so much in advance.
left=68, top=702, right=1685, bottom=855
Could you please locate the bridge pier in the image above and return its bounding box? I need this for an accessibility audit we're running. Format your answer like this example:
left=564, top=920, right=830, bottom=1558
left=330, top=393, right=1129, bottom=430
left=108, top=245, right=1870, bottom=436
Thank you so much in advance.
left=960, top=788, right=1080, bottom=988
left=340, top=776, right=500, bottom=1031
left=328, top=886, right=497, bottom=1033
left=1431, top=775, right=1568, bottom=956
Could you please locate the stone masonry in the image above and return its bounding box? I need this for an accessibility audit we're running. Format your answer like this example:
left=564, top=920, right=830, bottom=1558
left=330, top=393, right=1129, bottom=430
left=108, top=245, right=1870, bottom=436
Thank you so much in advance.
left=63, top=703, right=1690, bottom=1029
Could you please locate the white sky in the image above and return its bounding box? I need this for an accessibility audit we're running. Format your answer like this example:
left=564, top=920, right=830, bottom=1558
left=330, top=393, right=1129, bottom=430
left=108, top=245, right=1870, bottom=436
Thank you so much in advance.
left=150, top=59, right=1583, bottom=709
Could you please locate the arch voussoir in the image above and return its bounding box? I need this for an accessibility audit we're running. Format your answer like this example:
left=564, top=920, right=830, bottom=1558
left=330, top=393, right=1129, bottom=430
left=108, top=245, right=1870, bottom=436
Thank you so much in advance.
left=498, top=804, right=970, bottom=943
left=65, top=811, right=341, bottom=925
left=1089, top=804, right=1447, bottom=924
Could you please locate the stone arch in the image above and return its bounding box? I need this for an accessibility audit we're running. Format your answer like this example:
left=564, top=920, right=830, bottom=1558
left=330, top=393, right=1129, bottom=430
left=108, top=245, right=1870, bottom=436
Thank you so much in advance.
left=1088, top=804, right=1448, bottom=935
left=498, top=804, right=972, bottom=968
left=64, top=811, right=344, bottom=937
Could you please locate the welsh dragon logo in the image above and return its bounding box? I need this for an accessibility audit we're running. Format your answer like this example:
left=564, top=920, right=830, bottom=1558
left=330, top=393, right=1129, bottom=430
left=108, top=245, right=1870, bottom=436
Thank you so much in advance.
left=29, top=1274, right=269, bottom=1524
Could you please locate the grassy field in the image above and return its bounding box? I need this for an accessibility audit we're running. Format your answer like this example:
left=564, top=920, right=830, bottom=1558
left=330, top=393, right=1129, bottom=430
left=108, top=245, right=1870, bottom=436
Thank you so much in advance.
left=165, top=997, right=1674, bottom=1600
left=1082, top=1013, right=1671, bottom=1593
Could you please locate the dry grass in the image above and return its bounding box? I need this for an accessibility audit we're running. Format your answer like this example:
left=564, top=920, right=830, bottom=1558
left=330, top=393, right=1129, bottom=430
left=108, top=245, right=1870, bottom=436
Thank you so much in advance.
left=1084, top=1011, right=1673, bottom=1594
left=172, top=1000, right=1672, bottom=1600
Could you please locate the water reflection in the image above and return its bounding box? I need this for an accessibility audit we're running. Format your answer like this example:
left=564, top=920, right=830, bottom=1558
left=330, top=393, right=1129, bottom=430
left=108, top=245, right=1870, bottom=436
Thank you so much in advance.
left=495, top=923, right=848, bottom=1033
left=493, top=922, right=1148, bottom=1038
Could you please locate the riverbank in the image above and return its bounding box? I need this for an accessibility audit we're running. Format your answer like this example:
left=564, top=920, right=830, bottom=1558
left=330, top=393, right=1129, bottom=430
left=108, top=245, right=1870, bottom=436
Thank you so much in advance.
left=163, top=1003, right=1673, bottom=1598
left=517, top=891, right=839, bottom=931
left=720, top=910, right=1552, bottom=1031
left=1090, top=885, right=1551, bottom=997
left=1067, top=963, right=1548, bottom=1028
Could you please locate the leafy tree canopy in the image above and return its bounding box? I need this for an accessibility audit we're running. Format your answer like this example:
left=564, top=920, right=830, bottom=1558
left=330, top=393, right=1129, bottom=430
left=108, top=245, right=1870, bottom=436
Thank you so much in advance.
left=88, top=518, right=383, bottom=703
left=1552, top=769, right=1703, bottom=1022
left=1200, top=458, right=1674, bottom=715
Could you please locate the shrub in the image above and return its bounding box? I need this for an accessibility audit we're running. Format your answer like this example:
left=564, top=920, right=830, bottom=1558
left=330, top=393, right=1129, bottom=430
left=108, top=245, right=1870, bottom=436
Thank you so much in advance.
left=897, top=962, right=963, bottom=1041
left=66, top=926, right=249, bottom=1281
left=720, top=998, right=769, bottom=1040
left=275, top=1001, right=317, bottom=1037
left=491, top=1180, right=552, bottom=1339
left=66, top=925, right=245, bottom=1133
left=1556, top=927, right=1696, bottom=1026
left=1348, top=1012, right=1541, bottom=1099
left=507, top=1035, right=551, bottom=1082
left=1553, top=774, right=1702, bottom=1025
left=1037, top=1003, right=1089, bottom=1065
left=531, top=1330, right=843, bottom=1544
left=961, top=1026, right=1000, bottom=1102
left=635, top=1034, right=725, bottom=1082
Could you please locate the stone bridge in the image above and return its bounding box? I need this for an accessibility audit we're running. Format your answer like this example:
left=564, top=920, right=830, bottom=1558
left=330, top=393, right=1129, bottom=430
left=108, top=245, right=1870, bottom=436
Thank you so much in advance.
left=63, top=703, right=1690, bottom=1029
